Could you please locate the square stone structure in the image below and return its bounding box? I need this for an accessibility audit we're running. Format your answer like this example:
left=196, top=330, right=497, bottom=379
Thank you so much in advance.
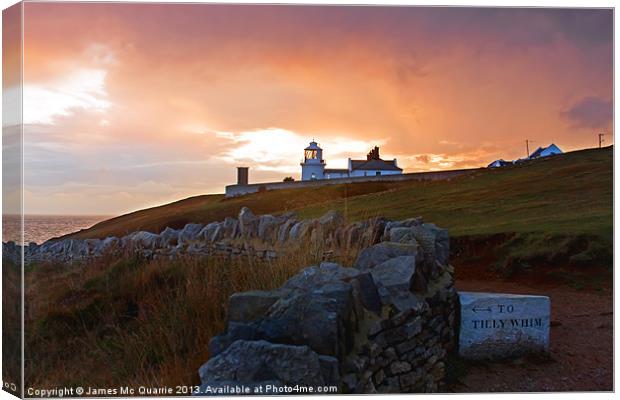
left=458, top=291, right=550, bottom=360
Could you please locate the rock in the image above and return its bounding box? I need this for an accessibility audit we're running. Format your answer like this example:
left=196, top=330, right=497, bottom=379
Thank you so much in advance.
left=277, top=218, right=298, bottom=244
left=373, top=369, right=385, bottom=386
left=199, top=340, right=327, bottom=387
left=389, top=360, right=412, bottom=375
left=342, top=373, right=358, bottom=391
left=126, top=231, right=161, bottom=249
left=399, top=369, right=422, bottom=388
left=355, top=242, right=418, bottom=270
left=391, top=293, right=423, bottom=313
left=369, top=256, right=416, bottom=297
left=282, top=262, right=360, bottom=292
left=287, top=221, right=304, bottom=241
left=178, top=223, right=204, bottom=244
left=318, top=355, right=340, bottom=387
left=458, top=291, right=550, bottom=360
left=197, top=222, right=219, bottom=242
left=318, top=210, right=345, bottom=231
left=222, top=217, right=240, bottom=238
left=387, top=227, right=418, bottom=244
left=159, top=227, right=179, bottom=246
left=239, top=207, right=259, bottom=238
left=350, top=272, right=382, bottom=314
left=257, top=289, right=356, bottom=358
left=411, top=224, right=449, bottom=267
left=257, top=215, right=281, bottom=242
left=411, top=267, right=428, bottom=294
left=228, top=290, right=284, bottom=322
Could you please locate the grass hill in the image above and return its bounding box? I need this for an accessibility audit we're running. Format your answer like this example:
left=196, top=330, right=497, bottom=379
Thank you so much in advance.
left=64, top=146, right=613, bottom=277
left=69, top=147, right=612, bottom=239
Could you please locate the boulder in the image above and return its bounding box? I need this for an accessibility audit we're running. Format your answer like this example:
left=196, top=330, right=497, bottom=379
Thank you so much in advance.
left=350, top=272, right=382, bottom=314
left=199, top=340, right=328, bottom=388
left=369, top=256, right=416, bottom=303
left=409, top=224, right=449, bottom=267
left=277, top=218, right=298, bottom=244
left=387, top=227, right=418, bottom=244
left=257, top=215, right=282, bottom=243
left=97, top=236, right=119, bottom=254
left=355, top=242, right=418, bottom=270
left=126, top=231, right=161, bottom=249
left=256, top=290, right=356, bottom=358
left=282, top=262, right=360, bottom=292
left=222, top=217, right=240, bottom=238
left=159, top=227, right=179, bottom=246
left=228, top=290, right=285, bottom=322
left=178, top=223, right=204, bottom=244
left=318, top=210, right=345, bottom=230
left=239, top=207, right=259, bottom=238
left=197, top=222, right=219, bottom=242
left=287, top=221, right=305, bottom=241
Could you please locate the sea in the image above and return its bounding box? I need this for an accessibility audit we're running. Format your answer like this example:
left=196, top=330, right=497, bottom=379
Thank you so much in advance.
left=2, top=214, right=112, bottom=245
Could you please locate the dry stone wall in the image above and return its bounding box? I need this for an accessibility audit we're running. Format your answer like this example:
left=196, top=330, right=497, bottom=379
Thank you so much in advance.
left=3, top=208, right=459, bottom=393
left=198, top=213, right=459, bottom=394
left=2, top=208, right=381, bottom=265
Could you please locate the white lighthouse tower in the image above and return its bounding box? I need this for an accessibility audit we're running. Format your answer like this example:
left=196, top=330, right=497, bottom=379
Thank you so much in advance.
left=300, top=140, right=325, bottom=181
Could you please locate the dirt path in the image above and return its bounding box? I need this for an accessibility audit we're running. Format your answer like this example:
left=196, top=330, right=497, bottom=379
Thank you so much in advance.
left=450, top=275, right=613, bottom=392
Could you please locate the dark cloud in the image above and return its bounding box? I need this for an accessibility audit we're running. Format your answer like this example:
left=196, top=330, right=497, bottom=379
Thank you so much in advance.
left=561, top=96, right=613, bottom=129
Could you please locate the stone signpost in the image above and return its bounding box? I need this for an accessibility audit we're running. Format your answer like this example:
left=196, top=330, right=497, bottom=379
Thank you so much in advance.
left=458, top=291, right=550, bottom=360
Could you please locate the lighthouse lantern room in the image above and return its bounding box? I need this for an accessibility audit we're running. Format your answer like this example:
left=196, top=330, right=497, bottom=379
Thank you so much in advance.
left=300, top=140, right=325, bottom=181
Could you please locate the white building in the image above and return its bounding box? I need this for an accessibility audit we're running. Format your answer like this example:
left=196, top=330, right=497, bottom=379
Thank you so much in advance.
left=300, top=141, right=326, bottom=181
left=300, top=141, right=403, bottom=181
left=528, top=143, right=563, bottom=159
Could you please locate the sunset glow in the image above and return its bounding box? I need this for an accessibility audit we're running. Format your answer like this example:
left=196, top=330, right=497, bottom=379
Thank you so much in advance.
left=6, top=3, right=613, bottom=215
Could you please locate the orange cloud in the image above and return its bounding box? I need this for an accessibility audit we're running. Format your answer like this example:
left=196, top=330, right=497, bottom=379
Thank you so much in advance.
left=14, top=3, right=613, bottom=215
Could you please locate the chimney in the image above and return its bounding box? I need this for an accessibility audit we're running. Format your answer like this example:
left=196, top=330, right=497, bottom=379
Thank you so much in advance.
left=237, top=167, right=249, bottom=185
left=367, top=146, right=381, bottom=160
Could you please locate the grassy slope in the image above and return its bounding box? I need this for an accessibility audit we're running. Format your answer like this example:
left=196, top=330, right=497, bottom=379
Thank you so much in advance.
left=69, top=147, right=612, bottom=242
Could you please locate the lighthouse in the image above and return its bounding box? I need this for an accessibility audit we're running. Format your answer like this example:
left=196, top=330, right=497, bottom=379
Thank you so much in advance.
left=300, top=140, right=325, bottom=181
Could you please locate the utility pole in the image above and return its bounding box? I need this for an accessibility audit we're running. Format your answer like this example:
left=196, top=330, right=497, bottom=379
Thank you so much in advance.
left=598, top=133, right=605, bottom=148
left=525, top=139, right=533, bottom=158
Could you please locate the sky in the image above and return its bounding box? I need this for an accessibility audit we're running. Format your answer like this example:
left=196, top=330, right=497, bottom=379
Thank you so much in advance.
left=3, top=3, right=614, bottom=215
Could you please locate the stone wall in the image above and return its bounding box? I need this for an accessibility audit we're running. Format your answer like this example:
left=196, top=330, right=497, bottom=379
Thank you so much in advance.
left=225, top=168, right=479, bottom=197
left=3, top=208, right=459, bottom=393
left=199, top=214, right=458, bottom=394
left=2, top=208, right=381, bottom=265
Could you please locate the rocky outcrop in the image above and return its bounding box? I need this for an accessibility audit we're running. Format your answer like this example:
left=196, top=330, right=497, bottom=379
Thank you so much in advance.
left=199, top=216, right=458, bottom=394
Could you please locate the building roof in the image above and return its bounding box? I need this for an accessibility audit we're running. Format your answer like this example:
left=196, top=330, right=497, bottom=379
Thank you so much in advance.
left=305, top=140, right=322, bottom=151
left=350, top=159, right=403, bottom=171
left=487, top=159, right=511, bottom=168
left=324, top=168, right=349, bottom=173
left=529, top=143, right=563, bottom=159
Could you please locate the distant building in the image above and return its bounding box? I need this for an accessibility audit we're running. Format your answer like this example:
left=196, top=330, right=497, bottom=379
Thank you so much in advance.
left=528, top=143, right=563, bottom=159
left=300, top=141, right=403, bottom=181
left=487, top=143, right=564, bottom=168
left=487, top=159, right=512, bottom=168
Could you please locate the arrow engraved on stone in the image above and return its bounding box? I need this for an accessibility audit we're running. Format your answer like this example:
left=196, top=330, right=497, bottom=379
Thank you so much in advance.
left=472, top=306, right=492, bottom=313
